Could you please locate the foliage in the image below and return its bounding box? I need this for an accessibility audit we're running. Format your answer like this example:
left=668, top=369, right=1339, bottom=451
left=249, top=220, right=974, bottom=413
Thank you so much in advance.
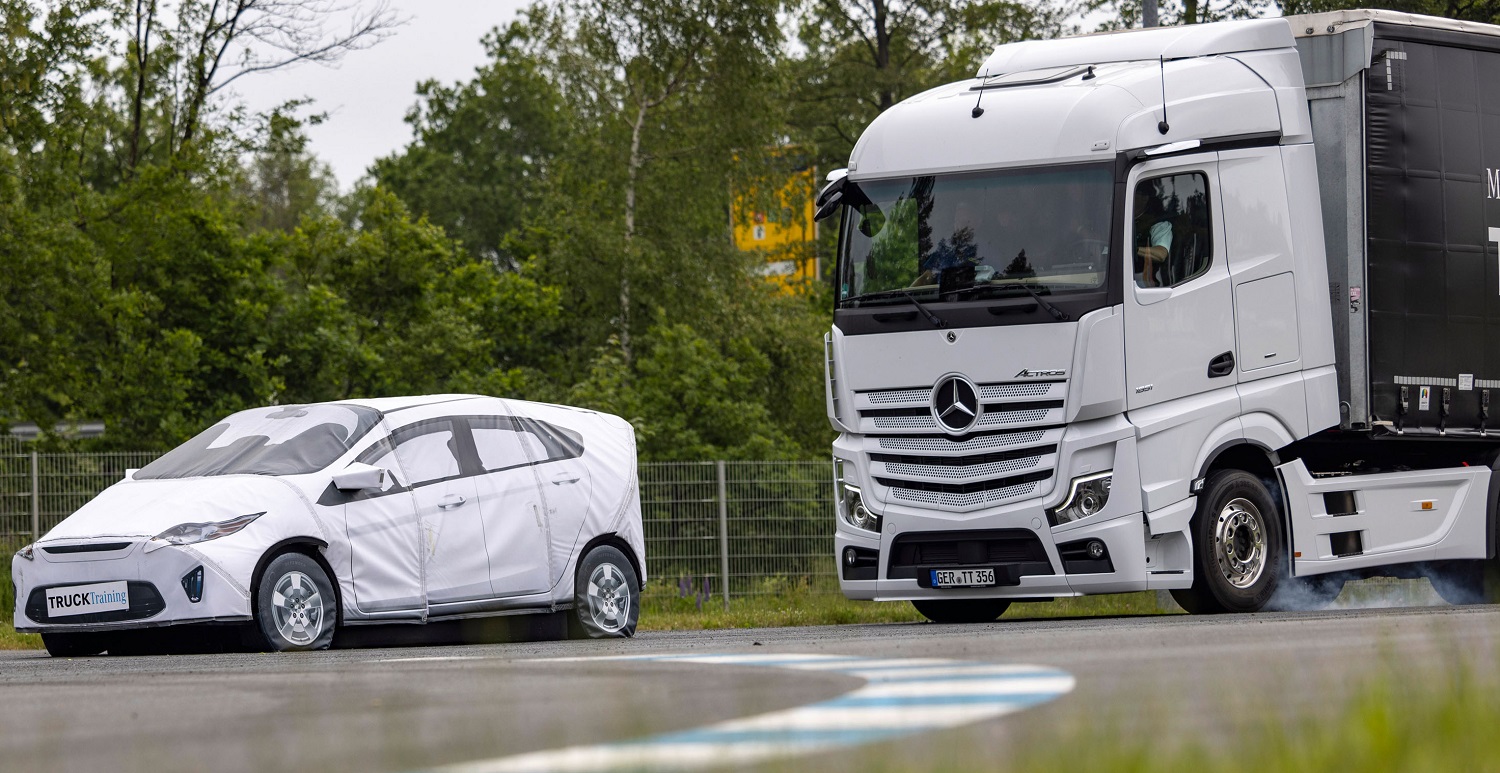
left=4, top=0, right=1496, bottom=462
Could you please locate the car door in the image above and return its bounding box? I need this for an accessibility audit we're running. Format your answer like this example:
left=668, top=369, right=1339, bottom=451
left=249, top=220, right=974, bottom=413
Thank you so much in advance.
left=389, top=418, right=491, bottom=605
left=341, top=433, right=425, bottom=616
left=464, top=414, right=551, bottom=598
left=511, top=406, right=594, bottom=588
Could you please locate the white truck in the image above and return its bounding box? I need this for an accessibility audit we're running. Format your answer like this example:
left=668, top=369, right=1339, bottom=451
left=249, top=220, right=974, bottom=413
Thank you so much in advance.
left=819, top=10, right=1500, bottom=621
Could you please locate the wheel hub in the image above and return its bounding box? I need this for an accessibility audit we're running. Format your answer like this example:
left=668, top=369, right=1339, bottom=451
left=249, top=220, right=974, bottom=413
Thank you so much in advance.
left=1213, top=497, right=1267, bottom=589
left=586, top=562, right=630, bottom=632
left=271, top=570, right=324, bottom=646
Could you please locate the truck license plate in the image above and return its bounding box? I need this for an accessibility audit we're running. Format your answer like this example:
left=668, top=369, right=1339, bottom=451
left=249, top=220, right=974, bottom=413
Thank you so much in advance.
left=930, top=568, right=996, bottom=588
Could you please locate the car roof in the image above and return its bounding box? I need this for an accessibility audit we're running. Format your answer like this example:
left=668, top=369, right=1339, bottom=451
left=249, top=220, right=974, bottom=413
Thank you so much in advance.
left=327, top=394, right=489, bottom=413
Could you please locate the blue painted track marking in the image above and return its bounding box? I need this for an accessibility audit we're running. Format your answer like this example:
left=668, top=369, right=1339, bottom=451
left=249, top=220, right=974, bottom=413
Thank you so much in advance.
left=424, top=653, right=1075, bottom=773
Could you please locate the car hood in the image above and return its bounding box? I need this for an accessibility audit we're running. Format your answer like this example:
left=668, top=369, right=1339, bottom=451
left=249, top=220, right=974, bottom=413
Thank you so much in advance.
left=40, top=475, right=317, bottom=542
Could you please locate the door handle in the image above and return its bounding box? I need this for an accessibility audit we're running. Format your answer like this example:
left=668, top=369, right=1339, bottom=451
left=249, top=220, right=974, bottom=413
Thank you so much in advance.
left=1208, top=351, right=1235, bottom=378
left=437, top=494, right=467, bottom=509
left=551, top=473, right=581, bottom=486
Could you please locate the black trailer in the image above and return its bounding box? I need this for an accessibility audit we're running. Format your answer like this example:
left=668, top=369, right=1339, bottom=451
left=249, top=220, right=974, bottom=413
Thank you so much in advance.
left=1298, top=11, right=1500, bottom=437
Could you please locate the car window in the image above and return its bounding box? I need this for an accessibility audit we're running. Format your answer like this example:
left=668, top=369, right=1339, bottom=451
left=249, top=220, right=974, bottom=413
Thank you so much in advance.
left=359, top=442, right=406, bottom=491
left=136, top=404, right=382, bottom=479
left=394, top=427, right=463, bottom=487
left=464, top=414, right=584, bottom=469
left=472, top=426, right=532, bottom=471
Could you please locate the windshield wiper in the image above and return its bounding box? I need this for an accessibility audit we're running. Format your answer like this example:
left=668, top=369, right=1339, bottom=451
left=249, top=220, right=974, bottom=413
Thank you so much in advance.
left=1017, top=283, right=1069, bottom=321
left=843, top=287, right=947, bottom=327
left=899, top=290, right=947, bottom=328
left=946, top=282, right=1070, bottom=321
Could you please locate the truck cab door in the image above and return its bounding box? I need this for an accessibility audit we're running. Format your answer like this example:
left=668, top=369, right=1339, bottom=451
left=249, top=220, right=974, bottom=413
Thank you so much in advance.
left=1124, top=154, right=1235, bottom=410
left=1123, top=154, right=1241, bottom=511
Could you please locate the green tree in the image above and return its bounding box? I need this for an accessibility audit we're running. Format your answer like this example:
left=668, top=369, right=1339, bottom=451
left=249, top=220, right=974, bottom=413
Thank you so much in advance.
left=372, top=20, right=565, bottom=265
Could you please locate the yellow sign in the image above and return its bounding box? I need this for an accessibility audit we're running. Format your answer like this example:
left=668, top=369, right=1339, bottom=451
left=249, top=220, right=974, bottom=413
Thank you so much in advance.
left=732, top=161, right=819, bottom=289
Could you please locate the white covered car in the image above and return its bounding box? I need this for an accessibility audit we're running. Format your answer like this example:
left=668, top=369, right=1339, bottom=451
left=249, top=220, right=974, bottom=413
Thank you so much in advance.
left=12, top=395, right=645, bottom=656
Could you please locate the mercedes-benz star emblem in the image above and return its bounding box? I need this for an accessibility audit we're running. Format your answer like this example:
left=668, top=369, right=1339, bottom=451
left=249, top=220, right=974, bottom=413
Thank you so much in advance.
left=931, top=375, right=981, bottom=435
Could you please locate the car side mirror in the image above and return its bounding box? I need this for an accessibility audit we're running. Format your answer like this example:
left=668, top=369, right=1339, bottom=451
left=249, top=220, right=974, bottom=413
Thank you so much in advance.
left=333, top=462, right=386, bottom=491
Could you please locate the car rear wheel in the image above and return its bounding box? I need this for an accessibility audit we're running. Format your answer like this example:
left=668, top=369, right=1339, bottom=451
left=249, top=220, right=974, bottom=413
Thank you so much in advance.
left=570, top=546, right=640, bottom=639
left=252, top=552, right=336, bottom=652
left=912, top=599, right=1010, bottom=624
left=41, top=632, right=109, bottom=658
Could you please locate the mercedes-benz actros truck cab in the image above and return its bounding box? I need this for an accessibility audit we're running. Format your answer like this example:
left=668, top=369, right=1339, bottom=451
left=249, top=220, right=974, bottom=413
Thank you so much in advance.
left=821, top=10, right=1500, bottom=621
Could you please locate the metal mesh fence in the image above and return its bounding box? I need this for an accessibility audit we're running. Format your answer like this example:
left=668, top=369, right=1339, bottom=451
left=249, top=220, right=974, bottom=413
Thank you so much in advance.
left=0, top=449, right=838, bottom=599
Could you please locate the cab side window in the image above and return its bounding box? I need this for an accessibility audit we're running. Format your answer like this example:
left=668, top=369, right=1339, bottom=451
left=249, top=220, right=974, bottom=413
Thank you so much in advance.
left=1132, top=173, right=1211, bottom=288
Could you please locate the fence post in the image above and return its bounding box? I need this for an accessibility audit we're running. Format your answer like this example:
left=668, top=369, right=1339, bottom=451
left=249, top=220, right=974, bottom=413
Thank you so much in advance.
left=30, top=449, right=40, bottom=544
left=717, top=460, right=729, bottom=611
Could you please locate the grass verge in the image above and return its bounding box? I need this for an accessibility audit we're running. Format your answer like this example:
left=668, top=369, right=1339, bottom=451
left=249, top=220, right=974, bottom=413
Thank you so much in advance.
left=639, top=576, right=1171, bottom=631
left=842, top=647, right=1500, bottom=773
left=0, top=576, right=1173, bottom=648
left=0, top=621, right=41, bottom=650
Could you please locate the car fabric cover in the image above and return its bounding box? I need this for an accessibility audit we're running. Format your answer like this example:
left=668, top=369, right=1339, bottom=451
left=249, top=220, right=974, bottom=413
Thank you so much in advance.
left=137, top=404, right=382, bottom=479
left=13, top=394, right=643, bottom=635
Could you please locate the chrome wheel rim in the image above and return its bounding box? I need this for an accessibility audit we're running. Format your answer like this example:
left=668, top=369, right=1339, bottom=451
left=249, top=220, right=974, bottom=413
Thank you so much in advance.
left=1214, top=497, right=1267, bottom=589
left=271, top=570, right=324, bottom=646
left=586, top=562, right=631, bottom=633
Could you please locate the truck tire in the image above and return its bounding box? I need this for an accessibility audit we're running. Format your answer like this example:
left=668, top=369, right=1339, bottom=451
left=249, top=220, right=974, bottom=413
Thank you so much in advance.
left=251, top=552, right=336, bottom=652
left=912, top=599, right=1010, bottom=624
left=1171, top=470, right=1284, bottom=614
left=1268, top=573, right=1345, bottom=611
left=570, top=545, right=640, bottom=638
left=1426, top=560, right=1500, bottom=605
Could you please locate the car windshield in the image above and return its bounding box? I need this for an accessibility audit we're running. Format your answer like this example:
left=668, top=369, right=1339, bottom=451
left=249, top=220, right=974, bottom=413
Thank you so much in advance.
left=837, top=163, right=1113, bottom=307
left=135, top=404, right=383, bottom=479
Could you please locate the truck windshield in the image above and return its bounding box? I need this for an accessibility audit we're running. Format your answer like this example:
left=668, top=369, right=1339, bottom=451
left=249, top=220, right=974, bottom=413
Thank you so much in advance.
left=135, top=404, right=383, bottom=479
left=837, top=163, right=1113, bottom=308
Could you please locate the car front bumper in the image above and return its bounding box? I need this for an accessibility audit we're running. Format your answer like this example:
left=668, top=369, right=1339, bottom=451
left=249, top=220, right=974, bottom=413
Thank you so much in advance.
left=12, top=539, right=251, bottom=634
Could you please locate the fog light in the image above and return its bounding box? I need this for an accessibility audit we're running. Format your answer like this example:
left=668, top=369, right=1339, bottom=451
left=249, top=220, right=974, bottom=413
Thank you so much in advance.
left=1047, top=472, right=1113, bottom=526
left=844, top=547, right=858, bottom=566
left=1087, top=540, right=1106, bottom=559
left=182, top=565, right=204, bottom=603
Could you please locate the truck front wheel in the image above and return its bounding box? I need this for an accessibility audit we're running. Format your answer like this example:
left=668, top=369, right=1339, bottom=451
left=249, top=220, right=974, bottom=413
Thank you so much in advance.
left=912, top=599, right=1010, bottom=623
left=1171, top=470, right=1284, bottom=614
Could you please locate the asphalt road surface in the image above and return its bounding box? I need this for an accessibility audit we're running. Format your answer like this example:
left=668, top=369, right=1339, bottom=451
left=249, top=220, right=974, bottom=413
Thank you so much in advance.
left=3, top=604, right=1498, bottom=772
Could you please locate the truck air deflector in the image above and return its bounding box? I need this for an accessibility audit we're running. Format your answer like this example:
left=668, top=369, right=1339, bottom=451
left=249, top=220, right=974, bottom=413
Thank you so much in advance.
left=977, top=18, right=1295, bottom=77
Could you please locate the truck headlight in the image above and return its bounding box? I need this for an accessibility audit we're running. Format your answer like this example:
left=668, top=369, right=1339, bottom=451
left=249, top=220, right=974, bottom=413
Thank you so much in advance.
left=1047, top=473, right=1112, bottom=526
left=835, top=459, right=880, bottom=533
left=144, top=512, right=264, bottom=553
left=16, top=544, right=34, bottom=561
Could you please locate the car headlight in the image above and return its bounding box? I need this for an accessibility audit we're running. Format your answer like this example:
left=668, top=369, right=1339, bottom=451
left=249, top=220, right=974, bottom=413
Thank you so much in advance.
left=1047, top=473, right=1112, bottom=526
left=835, top=459, right=880, bottom=533
left=16, top=544, right=34, bottom=561
left=144, top=512, right=264, bottom=553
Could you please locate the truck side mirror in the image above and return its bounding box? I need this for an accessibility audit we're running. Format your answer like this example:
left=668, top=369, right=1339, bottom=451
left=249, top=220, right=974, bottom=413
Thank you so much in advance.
left=333, top=462, right=386, bottom=491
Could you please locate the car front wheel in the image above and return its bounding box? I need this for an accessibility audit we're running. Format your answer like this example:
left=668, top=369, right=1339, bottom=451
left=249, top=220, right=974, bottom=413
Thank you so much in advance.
left=252, top=552, right=336, bottom=651
left=570, top=546, right=640, bottom=639
left=42, top=632, right=110, bottom=658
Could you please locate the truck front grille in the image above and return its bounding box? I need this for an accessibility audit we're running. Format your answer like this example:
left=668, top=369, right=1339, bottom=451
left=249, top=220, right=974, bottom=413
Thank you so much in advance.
left=852, top=378, right=1067, bottom=512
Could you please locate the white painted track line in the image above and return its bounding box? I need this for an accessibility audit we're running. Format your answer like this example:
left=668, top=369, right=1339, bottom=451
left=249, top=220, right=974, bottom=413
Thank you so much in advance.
left=424, top=653, right=1075, bottom=773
